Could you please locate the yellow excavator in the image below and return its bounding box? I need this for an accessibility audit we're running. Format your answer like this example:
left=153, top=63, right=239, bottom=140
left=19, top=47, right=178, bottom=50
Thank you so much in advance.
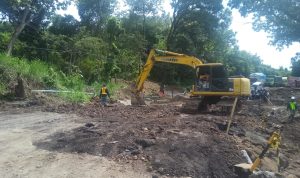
left=131, top=49, right=250, bottom=111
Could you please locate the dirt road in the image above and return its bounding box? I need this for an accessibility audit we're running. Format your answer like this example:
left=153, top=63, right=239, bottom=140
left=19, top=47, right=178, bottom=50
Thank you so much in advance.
left=0, top=110, right=151, bottom=178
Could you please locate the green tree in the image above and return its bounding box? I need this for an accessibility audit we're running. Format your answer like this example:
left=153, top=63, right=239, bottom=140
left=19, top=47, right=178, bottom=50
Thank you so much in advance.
left=0, top=22, right=13, bottom=52
left=77, top=0, right=116, bottom=33
left=39, top=32, right=75, bottom=70
left=153, top=0, right=236, bottom=85
left=74, top=36, right=108, bottom=82
left=229, top=0, right=300, bottom=47
left=277, top=66, right=290, bottom=76
left=0, top=0, right=69, bottom=56
left=224, top=49, right=262, bottom=76
left=167, top=0, right=225, bottom=55
left=125, top=0, right=162, bottom=36
left=49, top=15, right=80, bottom=37
left=106, top=17, right=124, bottom=55
left=126, top=0, right=162, bottom=16
left=291, top=53, right=300, bottom=77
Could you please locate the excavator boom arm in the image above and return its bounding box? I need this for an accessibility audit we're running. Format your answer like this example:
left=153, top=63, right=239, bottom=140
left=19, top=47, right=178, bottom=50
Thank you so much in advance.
left=134, top=49, right=205, bottom=92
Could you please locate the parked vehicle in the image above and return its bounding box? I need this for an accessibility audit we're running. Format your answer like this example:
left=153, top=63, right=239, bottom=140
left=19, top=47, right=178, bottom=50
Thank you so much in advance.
left=250, top=82, right=270, bottom=101
left=249, top=73, right=266, bottom=84
left=265, top=75, right=287, bottom=87
left=265, top=77, right=275, bottom=87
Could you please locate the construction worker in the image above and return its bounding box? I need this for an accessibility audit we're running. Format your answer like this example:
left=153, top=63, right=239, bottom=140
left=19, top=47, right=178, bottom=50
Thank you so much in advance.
left=100, top=83, right=110, bottom=106
left=159, top=83, right=165, bottom=97
left=287, top=96, right=297, bottom=121
left=200, top=74, right=210, bottom=90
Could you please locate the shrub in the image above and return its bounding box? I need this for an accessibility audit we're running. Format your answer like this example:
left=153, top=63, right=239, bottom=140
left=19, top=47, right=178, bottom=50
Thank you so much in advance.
left=0, top=82, right=7, bottom=95
left=28, top=60, right=50, bottom=82
left=59, top=91, right=91, bottom=103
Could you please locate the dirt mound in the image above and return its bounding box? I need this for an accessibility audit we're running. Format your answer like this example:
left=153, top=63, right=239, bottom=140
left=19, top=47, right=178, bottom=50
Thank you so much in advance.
left=269, top=87, right=300, bottom=105
left=113, top=80, right=161, bottom=101
left=36, top=103, right=243, bottom=177
left=143, top=81, right=160, bottom=95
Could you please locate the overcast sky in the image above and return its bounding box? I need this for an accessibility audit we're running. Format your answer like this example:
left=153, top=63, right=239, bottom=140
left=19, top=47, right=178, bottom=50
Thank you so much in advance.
left=57, top=0, right=300, bottom=69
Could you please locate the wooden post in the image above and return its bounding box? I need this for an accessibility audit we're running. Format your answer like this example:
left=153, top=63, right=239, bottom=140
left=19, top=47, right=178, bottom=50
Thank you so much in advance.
left=226, top=97, right=238, bottom=134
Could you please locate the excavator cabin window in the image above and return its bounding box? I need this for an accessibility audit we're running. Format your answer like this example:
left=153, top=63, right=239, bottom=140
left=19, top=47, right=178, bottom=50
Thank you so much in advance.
left=195, top=65, right=229, bottom=92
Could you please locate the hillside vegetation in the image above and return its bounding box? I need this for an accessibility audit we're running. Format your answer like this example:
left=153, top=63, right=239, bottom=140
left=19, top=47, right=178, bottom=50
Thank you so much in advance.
left=0, top=54, right=124, bottom=102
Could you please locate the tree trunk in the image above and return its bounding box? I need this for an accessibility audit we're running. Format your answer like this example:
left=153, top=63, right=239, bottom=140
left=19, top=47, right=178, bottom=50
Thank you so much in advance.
left=15, top=74, right=25, bottom=98
left=6, top=8, right=30, bottom=56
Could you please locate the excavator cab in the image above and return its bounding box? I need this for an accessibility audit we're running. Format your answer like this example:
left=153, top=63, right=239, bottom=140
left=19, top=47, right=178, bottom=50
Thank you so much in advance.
left=194, top=64, right=231, bottom=92
left=191, top=64, right=250, bottom=98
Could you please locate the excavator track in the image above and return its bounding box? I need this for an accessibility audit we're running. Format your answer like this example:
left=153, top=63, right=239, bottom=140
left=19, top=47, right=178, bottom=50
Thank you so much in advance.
left=180, top=98, right=201, bottom=114
left=216, top=97, right=242, bottom=114
left=180, top=96, right=244, bottom=115
left=180, top=96, right=221, bottom=114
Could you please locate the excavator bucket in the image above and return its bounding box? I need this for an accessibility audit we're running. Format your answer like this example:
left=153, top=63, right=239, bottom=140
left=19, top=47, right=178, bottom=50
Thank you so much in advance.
left=130, top=82, right=146, bottom=105
left=131, top=92, right=146, bottom=105
left=233, top=163, right=252, bottom=177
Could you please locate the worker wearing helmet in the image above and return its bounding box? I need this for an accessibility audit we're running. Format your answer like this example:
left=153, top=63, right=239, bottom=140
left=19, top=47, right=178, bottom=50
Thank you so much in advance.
left=200, top=73, right=210, bottom=90
left=287, top=96, right=297, bottom=121
left=100, top=83, right=110, bottom=106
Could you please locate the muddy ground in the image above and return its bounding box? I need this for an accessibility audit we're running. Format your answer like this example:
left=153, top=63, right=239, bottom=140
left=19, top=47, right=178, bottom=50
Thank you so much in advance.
left=0, top=105, right=153, bottom=178
left=39, top=103, right=244, bottom=178
left=0, top=86, right=300, bottom=178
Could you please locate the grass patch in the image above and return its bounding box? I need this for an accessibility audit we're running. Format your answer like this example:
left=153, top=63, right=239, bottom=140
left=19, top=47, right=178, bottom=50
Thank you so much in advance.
left=58, top=91, right=91, bottom=103
left=0, top=54, right=89, bottom=102
left=28, top=60, right=50, bottom=82
left=0, top=54, right=49, bottom=84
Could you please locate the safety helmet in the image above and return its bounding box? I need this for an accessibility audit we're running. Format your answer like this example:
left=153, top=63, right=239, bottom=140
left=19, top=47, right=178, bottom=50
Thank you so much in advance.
left=291, top=96, right=295, bottom=100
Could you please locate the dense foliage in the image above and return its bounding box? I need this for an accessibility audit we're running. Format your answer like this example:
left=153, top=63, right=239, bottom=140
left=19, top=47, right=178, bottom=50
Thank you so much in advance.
left=0, top=0, right=293, bottom=87
left=291, top=53, right=300, bottom=77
